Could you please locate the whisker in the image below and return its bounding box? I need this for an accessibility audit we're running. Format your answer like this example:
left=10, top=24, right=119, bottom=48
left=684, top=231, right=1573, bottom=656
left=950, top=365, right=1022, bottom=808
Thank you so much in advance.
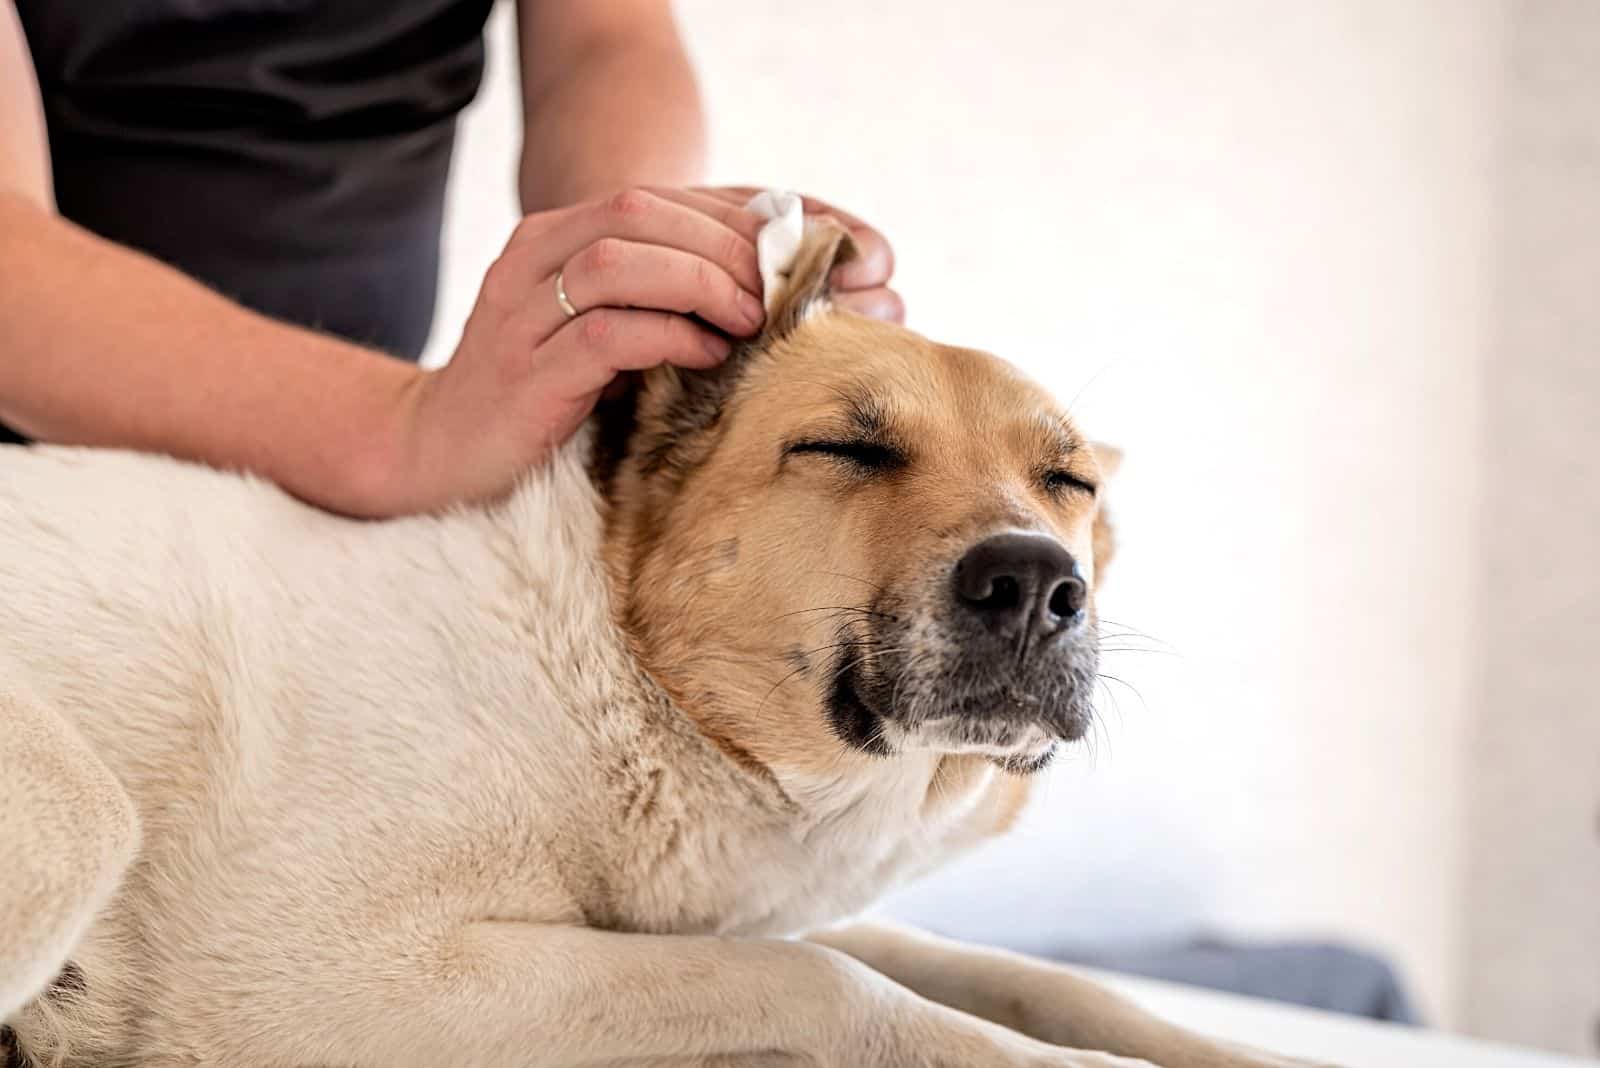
left=772, top=605, right=899, bottom=623
left=754, top=654, right=830, bottom=718
left=808, top=570, right=888, bottom=596
left=753, top=635, right=922, bottom=720
left=1062, top=356, right=1123, bottom=419
left=1096, top=617, right=1175, bottom=651
left=1096, top=672, right=1150, bottom=721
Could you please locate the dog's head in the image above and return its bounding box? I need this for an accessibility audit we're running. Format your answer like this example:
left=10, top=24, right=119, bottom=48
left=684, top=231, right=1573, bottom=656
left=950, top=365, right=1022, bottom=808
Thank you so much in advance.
left=597, top=221, right=1117, bottom=779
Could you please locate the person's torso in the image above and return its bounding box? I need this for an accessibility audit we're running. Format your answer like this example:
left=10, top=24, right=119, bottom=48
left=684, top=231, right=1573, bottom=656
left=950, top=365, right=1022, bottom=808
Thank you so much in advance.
left=15, top=0, right=496, bottom=368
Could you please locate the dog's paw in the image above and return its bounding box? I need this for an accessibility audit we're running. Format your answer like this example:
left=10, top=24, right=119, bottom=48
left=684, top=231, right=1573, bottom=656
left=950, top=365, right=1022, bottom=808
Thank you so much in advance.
left=907, top=1015, right=1159, bottom=1068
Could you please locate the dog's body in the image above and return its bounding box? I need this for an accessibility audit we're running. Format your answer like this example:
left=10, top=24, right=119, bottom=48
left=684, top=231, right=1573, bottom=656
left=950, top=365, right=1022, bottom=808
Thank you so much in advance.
left=1, top=436, right=984, bottom=1062
left=1, top=225, right=1325, bottom=1067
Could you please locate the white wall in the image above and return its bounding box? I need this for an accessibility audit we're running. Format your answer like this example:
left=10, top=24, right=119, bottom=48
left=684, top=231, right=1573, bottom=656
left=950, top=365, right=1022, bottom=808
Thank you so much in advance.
left=1461, top=1, right=1600, bottom=1056
left=429, top=1, right=1592, bottom=1052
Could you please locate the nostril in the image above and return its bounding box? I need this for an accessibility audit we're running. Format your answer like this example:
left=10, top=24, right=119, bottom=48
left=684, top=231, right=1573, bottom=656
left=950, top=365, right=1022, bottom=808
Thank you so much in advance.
left=983, top=574, right=1021, bottom=611
left=957, top=562, right=1024, bottom=612
left=1047, top=576, right=1087, bottom=620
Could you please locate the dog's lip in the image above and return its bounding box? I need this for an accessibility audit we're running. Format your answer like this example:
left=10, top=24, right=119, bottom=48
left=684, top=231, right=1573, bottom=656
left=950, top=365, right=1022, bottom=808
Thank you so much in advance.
left=882, top=719, right=1062, bottom=770
left=826, top=656, right=894, bottom=756
left=915, top=713, right=1077, bottom=749
left=938, top=688, right=1091, bottom=739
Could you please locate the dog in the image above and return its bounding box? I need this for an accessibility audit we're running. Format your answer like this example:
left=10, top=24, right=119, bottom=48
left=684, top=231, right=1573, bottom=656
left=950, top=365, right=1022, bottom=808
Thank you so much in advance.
left=0, top=219, right=1328, bottom=1067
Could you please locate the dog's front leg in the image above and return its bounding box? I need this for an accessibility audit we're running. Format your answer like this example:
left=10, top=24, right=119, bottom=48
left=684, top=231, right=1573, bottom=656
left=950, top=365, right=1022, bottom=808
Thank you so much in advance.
left=276, top=924, right=1155, bottom=1067
left=808, top=923, right=1340, bottom=1068
left=0, top=690, right=140, bottom=1024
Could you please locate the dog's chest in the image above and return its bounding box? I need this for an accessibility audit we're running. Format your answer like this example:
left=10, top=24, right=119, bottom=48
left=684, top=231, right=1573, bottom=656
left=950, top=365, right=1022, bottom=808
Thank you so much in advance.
left=592, top=753, right=998, bottom=938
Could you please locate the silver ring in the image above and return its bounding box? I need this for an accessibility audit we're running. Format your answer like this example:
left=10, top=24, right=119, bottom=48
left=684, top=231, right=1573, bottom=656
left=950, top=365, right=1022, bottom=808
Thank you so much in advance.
left=553, top=269, right=579, bottom=319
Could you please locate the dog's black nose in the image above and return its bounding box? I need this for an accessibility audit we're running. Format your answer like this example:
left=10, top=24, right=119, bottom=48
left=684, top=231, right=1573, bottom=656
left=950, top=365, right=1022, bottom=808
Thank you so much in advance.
left=954, top=532, right=1087, bottom=644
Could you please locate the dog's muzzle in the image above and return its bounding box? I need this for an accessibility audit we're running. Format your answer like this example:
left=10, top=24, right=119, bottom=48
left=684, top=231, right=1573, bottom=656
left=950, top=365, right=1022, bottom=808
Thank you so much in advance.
left=825, top=531, right=1098, bottom=772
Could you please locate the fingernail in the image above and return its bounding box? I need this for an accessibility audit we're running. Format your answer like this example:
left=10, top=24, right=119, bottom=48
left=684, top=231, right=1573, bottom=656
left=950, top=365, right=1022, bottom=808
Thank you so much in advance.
left=738, top=290, right=766, bottom=329
left=703, top=334, right=733, bottom=361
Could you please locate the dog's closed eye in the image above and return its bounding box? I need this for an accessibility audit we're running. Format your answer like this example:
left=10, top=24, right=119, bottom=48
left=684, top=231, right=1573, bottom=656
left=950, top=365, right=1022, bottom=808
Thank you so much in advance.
left=784, top=439, right=908, bottom=474
left=1042, top=469, right=1098, bottom=498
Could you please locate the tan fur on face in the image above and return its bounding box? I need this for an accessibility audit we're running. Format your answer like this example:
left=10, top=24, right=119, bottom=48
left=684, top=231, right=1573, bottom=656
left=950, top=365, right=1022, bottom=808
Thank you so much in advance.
left=603, top=226, right=1115, bottom=783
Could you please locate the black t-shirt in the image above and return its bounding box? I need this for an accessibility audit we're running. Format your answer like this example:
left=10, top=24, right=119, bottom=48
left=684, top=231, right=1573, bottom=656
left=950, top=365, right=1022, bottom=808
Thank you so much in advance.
left=7, top=0, right=496, bottom=443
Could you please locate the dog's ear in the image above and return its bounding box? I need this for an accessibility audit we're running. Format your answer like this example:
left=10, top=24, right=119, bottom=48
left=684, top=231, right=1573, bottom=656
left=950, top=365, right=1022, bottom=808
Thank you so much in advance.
left=1089, top=442, right=1122, bottom=584
left=1090, top=442, right=1123, bottom=480
left=594, top=217, right=858, bottom=498
left=763, top=217, right=856, bottom=340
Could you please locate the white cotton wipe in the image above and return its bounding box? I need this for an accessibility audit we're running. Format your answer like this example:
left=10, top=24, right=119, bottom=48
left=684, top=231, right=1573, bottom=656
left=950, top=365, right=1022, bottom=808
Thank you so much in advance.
left=744, top=189, right=805, bottom=314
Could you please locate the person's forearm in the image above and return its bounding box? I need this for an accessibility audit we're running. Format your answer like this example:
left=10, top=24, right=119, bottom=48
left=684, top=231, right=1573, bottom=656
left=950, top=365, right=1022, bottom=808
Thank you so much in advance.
left=0, top=192, right=421, bottom=517
left=518, top=33, right=707, bottom=212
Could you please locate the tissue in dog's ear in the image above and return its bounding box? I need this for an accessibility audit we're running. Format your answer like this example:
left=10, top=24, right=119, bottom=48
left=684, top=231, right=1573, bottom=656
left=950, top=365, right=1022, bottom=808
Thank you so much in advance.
left=764, top=218, right=856, bottom=340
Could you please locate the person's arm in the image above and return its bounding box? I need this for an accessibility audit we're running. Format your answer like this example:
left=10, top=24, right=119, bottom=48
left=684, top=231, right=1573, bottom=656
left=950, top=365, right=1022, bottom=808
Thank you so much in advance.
left=515, top=0, right=707, bottom=212
left=0, top=6, right=766, bottom=518
left=0, top=4, right=430, bottom=516
left=0, top=2, right=50, bottom=211
left=0, top=194, right=432, bottom=516
left=513, top=1, right=905, bottom=321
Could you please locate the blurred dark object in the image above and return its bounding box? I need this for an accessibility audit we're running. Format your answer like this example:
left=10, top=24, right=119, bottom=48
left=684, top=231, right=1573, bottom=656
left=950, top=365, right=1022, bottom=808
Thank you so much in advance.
left=1045, top=936, right=1419, bottom=1024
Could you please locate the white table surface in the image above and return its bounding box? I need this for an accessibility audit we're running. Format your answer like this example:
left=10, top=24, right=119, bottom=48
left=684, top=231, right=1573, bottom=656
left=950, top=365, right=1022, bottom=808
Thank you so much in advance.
left=1097, top=969, right=1597, bottom=1068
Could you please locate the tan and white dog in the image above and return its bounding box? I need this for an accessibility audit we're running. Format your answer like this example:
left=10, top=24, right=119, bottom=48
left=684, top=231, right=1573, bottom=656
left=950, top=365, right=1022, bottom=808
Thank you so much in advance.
left=0, top=222, right=1327, bottom=1067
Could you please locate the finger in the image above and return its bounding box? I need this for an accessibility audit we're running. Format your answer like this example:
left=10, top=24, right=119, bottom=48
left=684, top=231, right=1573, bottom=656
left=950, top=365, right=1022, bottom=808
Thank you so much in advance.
left=696, top=185, right=873, bottom=231
left=827, top=228, right=895, bottom=293
left=833, top=286, right=906, bottom=324
left=558, top=239, right=766, bottom=339
left=513, top=189, right=763, bottom=299
left=642, top=186, right=768, bottom=245
left=539, top=308, right=733, bottom=400
left=695, top=186, right=895, bottom=291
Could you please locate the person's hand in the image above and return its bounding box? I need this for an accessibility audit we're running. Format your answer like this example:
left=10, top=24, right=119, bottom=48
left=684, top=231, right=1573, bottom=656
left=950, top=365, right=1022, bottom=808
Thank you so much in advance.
left=693, top=186, right=903, bottom=323
left=383, top=186, right=901, bottom=513
left=384, top=187, right=759, bottom=511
